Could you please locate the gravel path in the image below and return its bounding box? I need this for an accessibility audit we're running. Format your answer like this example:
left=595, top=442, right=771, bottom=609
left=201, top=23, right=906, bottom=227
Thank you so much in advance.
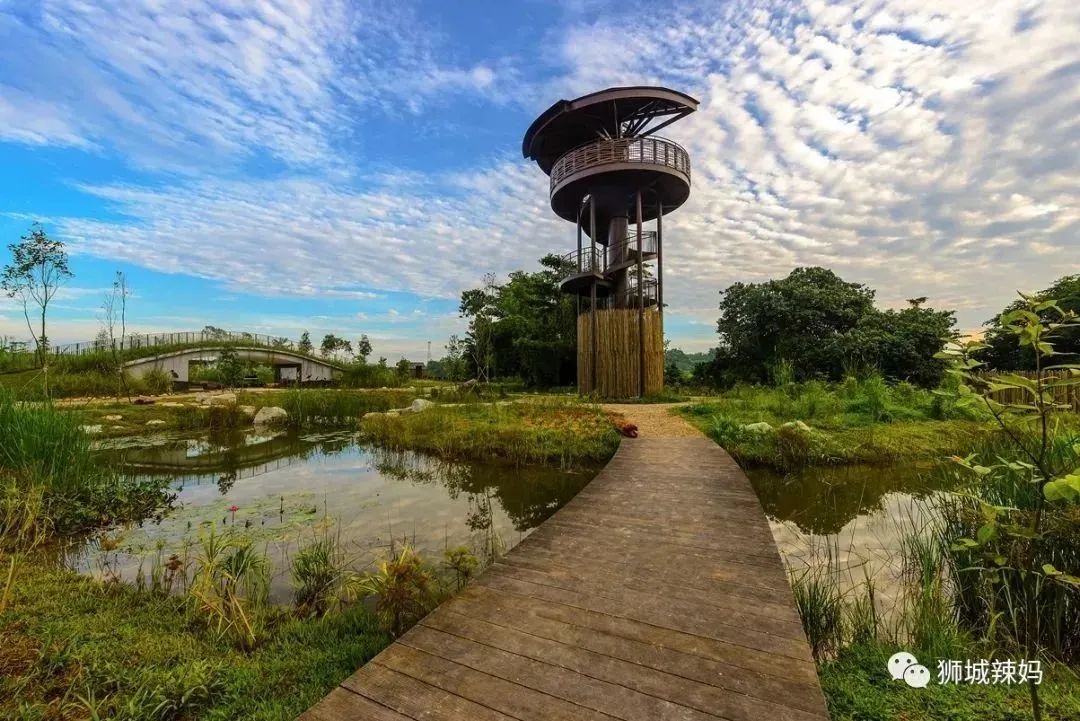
left=601, top=402, right=704, bottom=439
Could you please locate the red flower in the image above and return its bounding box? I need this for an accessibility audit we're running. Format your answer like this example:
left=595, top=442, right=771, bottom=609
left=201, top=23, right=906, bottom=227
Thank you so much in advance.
left=228, top=505, right=239, bottom=513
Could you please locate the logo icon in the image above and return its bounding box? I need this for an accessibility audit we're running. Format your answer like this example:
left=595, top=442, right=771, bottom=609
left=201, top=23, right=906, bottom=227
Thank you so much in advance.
left=888, top=651, right=918, bottom=681
left=904, top=664, right=931, bottom=688
left=888, top=651, right=930, bottom=688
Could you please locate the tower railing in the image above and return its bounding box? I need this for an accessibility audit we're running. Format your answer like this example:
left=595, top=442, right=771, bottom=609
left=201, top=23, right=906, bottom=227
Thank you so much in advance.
left=550, top=136, right=691, bottom=195
left=617, top=277, right=659, bottom=308
left=557, top=231, right=658, bottom=282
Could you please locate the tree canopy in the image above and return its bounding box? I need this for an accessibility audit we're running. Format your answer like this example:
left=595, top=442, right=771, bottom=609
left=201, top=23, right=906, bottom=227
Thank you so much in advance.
left=458, top=254, right=577, bottom=386
left=978, top=274, right=1080, bottom=370
left=698, top=267, right=956, bottom=387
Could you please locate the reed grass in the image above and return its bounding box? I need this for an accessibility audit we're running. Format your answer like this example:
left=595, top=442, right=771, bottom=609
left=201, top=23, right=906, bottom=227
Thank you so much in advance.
left=0, top=392, right=171, bottom=546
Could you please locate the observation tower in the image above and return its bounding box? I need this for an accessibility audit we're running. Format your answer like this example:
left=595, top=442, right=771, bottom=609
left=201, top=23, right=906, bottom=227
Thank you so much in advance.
left=523, top=86, right=698, bottom=396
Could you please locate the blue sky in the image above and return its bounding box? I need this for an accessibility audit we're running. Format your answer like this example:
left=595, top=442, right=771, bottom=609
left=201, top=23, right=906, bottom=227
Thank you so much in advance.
left=1, top=0, right=1076, bottom=359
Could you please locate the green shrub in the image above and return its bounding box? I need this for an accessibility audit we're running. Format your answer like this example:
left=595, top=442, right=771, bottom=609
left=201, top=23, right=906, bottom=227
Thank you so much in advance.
left=140, top=367, right=173, bottom=395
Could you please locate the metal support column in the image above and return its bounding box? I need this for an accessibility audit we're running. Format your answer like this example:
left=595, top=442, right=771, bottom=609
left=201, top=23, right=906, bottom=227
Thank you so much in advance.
left=636, top=190, right=645, bottom=397
left=589, top=197, right=598, bottom=395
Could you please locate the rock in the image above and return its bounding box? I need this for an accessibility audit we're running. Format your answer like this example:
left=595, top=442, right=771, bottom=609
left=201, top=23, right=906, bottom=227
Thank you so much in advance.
left=361, top=411, right=385, bottom=421
left=385, top=409, right=401, bottom=416
left=205, top=393, right=238, bottom=406
left=133, top=396, right=155, bottom=405
left=781, top=420, right=813, bottom=433
left=458, top=378, right=478, bottom=392
left=145, top=419, right=166, bottom=427
left=104, top=414, right=123, bottom=421
left=159, top=402, right=185, bottom=408
left=409, top=398, right=435, bottom=413
left=741, top=421, right=775, bottom=435
left=239, top=405, right=257, bottom=419
left=80, top=424, right=103, bottom=435
left=253, top=406, right=288, bottom=426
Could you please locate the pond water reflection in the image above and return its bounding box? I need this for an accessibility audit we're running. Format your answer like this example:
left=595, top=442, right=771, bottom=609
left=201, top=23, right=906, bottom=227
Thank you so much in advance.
left=747, top=462, right=956, bottom=611
left=72, top=430, right=599, bottom=602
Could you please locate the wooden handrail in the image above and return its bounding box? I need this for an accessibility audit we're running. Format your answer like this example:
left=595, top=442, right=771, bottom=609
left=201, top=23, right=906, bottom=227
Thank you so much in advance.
left=550, top=136, right=691, bottom=194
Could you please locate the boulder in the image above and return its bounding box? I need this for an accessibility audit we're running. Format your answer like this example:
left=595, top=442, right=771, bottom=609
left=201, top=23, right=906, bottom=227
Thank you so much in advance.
left=361, top=411, right=385, bottom=421
left=253, top=406, right=288, bottom=426
left=781, top=420, right=813, bottom=434
left=409, top=398, right=435, bottom=413
left=159, top=402, right=185, bottom=408
left=104, top=414, right=123, bottom=421
left=145, top=419, right=166, bottom=427
left=133, top=396, right=155, bottom=405
left=239, top=405, right=257, bottom=419
left=741, top=421, right=775, bottom=435
left=205, top=393, right=238, bottom=407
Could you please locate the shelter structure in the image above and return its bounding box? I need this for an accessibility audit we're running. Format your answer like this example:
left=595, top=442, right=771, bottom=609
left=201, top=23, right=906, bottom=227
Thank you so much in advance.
left=523, top=86, right=697, bottom=396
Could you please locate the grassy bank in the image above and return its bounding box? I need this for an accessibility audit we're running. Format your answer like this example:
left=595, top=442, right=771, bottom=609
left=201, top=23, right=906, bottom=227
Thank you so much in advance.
left=677, top=375, right=1016, bottom=469
left=1, top=560, right=391, bottom=721
left=360, top=399, right=620, bottom=467
left=819, top=641, right=1079, bottom=720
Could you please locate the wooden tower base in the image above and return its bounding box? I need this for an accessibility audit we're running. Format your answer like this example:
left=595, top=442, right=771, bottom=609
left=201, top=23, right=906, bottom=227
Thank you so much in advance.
left=577, top=308, right=663, bottom=397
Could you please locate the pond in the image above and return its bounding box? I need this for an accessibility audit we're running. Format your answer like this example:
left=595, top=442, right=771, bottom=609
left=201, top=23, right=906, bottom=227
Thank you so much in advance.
left=746, top=461, right=957, bottom=611
left=69, top=430, right=600, bottom=602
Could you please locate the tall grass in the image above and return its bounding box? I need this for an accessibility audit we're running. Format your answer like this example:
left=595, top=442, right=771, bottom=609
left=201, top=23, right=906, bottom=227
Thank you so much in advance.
left=359, top=399, right=620, bottom=467
left=0, top=392, right=171, bottom=545
left=255, top=389, right=414, bottom=427
left=291, top=532, right=363, bottom=617
left=937, top=432, right=1080, bottom=661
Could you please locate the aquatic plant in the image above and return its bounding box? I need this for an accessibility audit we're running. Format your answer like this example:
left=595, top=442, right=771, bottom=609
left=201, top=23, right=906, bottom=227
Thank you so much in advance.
left=188, top=531, right=270, bottom=651
left=790, top=558, right=844, bottom=661
left=359, top=545, right=435, bottom=637
left=443, top=546, right=479, bottom=591
left=291, top=532, right=363, bottom=617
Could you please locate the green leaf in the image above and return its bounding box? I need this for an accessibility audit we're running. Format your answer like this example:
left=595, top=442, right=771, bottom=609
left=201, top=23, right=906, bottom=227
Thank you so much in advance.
left=1042, top=563, right=1061, bottom=576
left=976, top=523, right=997, bottom=544
left=1043, top=473, right=1080, bottom=503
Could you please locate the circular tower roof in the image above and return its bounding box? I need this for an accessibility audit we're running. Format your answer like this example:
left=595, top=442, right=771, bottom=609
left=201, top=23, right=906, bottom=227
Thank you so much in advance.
left=522, top=86, right=699, bottom=175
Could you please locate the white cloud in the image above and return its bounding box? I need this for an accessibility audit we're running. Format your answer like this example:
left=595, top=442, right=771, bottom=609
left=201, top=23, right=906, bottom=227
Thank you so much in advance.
left=3, top=0, right=1078, bottom=344
left=0, top=0, right=520, bottom=169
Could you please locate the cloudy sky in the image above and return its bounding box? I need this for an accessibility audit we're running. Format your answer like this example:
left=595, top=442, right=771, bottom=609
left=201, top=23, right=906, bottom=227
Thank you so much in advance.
left=0, top=0, right=1076, bottom=358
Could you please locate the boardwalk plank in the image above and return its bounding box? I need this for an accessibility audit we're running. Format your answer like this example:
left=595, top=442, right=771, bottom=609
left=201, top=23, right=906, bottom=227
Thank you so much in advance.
left=300, top=437, right=828, bottom=720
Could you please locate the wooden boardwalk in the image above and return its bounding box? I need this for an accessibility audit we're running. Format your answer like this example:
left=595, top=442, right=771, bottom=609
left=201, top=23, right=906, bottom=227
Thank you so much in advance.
left=302, top=436, right=828, bottom=721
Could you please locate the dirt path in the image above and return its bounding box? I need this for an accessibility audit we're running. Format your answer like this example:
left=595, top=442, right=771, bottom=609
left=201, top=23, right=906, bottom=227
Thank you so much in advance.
left=601, top=402, right=704, bottom=439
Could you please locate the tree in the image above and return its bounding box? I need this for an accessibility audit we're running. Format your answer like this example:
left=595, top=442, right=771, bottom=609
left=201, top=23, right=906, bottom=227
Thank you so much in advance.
left=979, top=274, right=1080, bottom=370
left=356, top=334, right=373, bottom=363
left=2, top=223, right=72, bottom=395
left=663, top=360, right=683, bottom=386
left=100, top=271, right=131, bottom=398
left=443, top=335, right=467, bottom=381
left=395, top=358, right=411, bottom=379
left=216, top=347, right=244, bottom=387
left=457, top=255, right=577, bottom=387
left=297, top=331, right=313, bottom=354
left=320, top=334, right=352, bottom=359
left=700, top=267, right=954, bottom=387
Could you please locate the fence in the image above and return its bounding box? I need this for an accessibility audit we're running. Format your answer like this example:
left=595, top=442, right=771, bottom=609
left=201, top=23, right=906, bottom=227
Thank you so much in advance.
left=51, top=330, right=294, bottom=357
left=577, top=308, right=663, bottom=397
left=976, top=370, right=1079, bottom=413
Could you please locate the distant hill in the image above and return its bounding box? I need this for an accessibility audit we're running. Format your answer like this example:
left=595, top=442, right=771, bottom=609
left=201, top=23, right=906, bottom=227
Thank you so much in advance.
left=664, top=347, right=716, bottom=373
